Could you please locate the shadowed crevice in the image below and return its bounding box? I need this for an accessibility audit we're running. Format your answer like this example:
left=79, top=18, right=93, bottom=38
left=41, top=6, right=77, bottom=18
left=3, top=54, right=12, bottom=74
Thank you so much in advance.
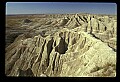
left=55, top=37, right=68, bottom=54
left=18, top=68, right=34, bottom=77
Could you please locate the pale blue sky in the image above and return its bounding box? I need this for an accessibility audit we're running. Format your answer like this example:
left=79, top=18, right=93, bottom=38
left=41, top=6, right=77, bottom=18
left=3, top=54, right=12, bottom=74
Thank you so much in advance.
left=6, top=2, right=117, bottom=15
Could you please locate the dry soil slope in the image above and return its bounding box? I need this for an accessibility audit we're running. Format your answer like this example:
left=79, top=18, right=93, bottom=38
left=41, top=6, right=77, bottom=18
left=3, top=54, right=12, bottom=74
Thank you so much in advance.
left=5, top=27, right=116, bottom=77
left=6, top=14, right=117, bottom=51
left=5, top=13, right=117, bottom=77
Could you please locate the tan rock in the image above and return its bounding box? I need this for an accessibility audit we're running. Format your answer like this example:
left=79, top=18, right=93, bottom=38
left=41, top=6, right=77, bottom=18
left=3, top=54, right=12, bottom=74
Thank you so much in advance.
left=5, top=13, right=117, bottom=77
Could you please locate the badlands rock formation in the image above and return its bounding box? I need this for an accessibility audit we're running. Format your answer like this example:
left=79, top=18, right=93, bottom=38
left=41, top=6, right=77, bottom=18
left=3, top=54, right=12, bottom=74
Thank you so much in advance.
left=5, top=13, right=117, bottom=77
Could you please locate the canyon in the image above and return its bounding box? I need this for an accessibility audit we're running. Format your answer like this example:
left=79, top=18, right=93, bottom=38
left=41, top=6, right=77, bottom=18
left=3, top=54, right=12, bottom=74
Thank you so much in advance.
left=5, top=13, right=117, bottom=77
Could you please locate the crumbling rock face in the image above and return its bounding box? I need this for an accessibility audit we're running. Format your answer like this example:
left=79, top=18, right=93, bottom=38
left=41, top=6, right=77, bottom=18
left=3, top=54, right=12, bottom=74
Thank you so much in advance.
left=6, top=14, right=117, bottom=49
left=5, top=28, right=116, bottom=77
left=5, top=13, right=116, bottom=77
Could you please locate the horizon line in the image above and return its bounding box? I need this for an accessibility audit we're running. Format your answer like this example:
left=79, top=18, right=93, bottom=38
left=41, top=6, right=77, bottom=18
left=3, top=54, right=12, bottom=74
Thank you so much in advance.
left=6, top=13, right=117, bottom=16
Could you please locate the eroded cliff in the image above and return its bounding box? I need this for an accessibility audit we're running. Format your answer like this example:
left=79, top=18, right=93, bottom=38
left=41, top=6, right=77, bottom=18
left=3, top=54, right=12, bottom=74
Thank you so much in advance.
left=5, top=13, right=117, bottom=77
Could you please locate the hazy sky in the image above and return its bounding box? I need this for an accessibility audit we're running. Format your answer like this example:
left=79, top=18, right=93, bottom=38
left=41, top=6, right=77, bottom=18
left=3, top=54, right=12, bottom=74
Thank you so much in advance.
left=6, top=2, right=117, bottom=15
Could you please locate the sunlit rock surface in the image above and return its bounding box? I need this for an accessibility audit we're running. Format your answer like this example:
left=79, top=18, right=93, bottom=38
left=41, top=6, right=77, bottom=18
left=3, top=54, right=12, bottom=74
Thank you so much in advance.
left=5, top=13, right=117, bottom=77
